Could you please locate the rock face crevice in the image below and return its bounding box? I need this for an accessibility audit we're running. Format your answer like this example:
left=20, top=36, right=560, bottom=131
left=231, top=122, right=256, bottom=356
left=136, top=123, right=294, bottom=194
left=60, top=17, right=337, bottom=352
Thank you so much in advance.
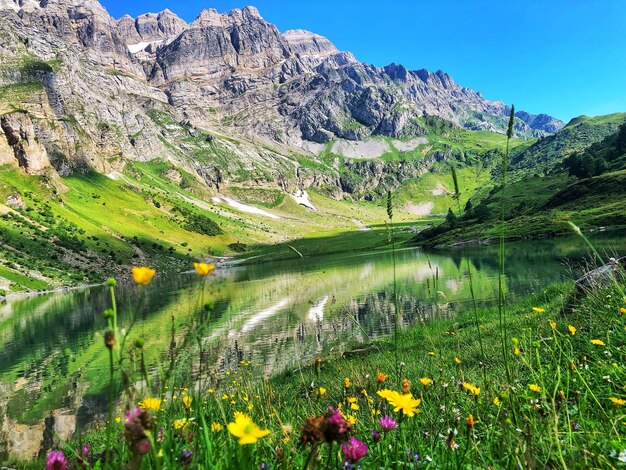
left=0, top=0, right=564, bottom=196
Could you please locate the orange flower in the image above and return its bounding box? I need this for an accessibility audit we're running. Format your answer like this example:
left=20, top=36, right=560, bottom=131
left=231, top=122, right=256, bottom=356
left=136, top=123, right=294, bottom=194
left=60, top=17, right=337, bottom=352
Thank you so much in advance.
left=549, top=321, right=557, bottom=329
left=419, top=378, right=433, bottom=387
left=344, top=377, right=351, bottom=388
left=377, top=372, right=388, bottom=384
left=401, top=379, right=411, bottom=395
left=194, top=262, right=215, bottom=276
left=466, top=414, right=475, bottom=427
left=620, top=307, right=626, bottom=314
left=132, top=266, right=156, bottom=285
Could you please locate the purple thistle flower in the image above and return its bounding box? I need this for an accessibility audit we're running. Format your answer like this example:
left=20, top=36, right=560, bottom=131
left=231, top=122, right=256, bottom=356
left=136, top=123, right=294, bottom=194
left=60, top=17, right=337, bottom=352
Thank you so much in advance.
left=181, top=449, right=193, bottom=466
left=46, top=450, right=67, bottom=470
left=326, top=407, right=350, bottom=435
left=378, top=415, right=398, bottom=432
left=371, top=429, right=381, bottom=442
left=124, top=406, right=142, bottom=426
left=341, top=436, right=368, bottom=464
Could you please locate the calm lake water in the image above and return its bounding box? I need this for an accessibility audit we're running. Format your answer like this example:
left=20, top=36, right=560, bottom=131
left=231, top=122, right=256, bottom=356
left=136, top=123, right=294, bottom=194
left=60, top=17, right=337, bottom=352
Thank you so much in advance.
left=1, top=232, right=625, bottom=460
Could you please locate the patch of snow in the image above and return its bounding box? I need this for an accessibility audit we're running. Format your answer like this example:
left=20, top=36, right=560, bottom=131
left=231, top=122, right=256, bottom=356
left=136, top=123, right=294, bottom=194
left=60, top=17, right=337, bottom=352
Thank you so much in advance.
left=291, top=190, right=316, bottom=211
left=307, top=296, right=329, bottom=322
left=127, top=40, right=163, bottom=54
left=403, top=202, right=434, bottom=216
left=214, top=196, right=280, bottom=219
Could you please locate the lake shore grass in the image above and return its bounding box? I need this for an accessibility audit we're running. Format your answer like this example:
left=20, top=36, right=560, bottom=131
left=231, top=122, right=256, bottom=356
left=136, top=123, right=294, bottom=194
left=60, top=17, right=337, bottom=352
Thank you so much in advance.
left=13, top=273, right=626, bottom=469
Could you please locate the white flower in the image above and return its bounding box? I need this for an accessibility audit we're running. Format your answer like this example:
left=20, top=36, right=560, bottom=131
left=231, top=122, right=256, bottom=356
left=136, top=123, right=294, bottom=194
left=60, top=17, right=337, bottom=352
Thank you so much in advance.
left=618, top=450, right=626, bottom=463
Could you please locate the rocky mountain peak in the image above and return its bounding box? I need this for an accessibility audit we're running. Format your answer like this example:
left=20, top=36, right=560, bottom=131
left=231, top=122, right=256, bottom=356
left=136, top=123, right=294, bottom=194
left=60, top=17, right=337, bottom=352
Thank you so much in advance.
left=282, top=29, right=338, bottom=58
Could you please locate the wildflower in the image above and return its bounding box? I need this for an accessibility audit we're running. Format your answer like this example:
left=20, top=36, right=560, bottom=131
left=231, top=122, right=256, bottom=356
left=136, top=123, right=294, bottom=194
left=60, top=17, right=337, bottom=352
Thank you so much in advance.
left=528, top=384, right=541, bottom=393
left=401, top=379, right=411, bottom=394
left=377, top=372, right=388, bottom=383
left=493, top=397, right=501, bottom=406
left=550, top=321, right=557, bottom=329
left=46, top=450, right=67, bottom=470
left=227, top=412, right=270, bottom=445
left=377, top=389, right=396, bottom=400
left=621, top=307, right=626, bottom=314
left=388, top=393, right=421, bottom=417
left=532, top=307, right=545, bottom=313
left=462, top=382, right=481, bottom=396
left=571, top=421, right=579, bottom=431
left=610, top=397, right=626, bottom=406
left=371, top=429, right=381, bottom=442
left=139, top=397, right=162, bottom=411
left=324, top=407, right=352, bottom=441
left=77, top=444, right=90, bottom=459
left=211, top=422, right=223, bottom=432
left=454, top=357, right=462, bottom=364
left=378, top=415, right=398, bottom=432
left=341, top=436, right=368, bottom=464
left=182, top=395, right=193, bottom=409
left=131, top=266, right=156, bottom=285
left=344, top=377, right=351, bottom=388
left=619, top=450, right=626, bottom=463
left=124, top=408, right=155, bottom=457
left=420, top=378, right=433, bottom=387
left=208, top=388, right=214, bottom=393
left=350, top=403, right=360, bottom=411
left=194, top=262, right=215, bottom=276
left=568, top=325, right=576, bottom=336
left=591, top=339, right=606, bottom=346
left=181, top=449, right=193, bottom=466
left=427, top=351, right=436, bottom=356
left=174, top=418, right=194, bottom=429
left=299, top=416, right=325, bottom=445
left=317, top=387, right=327, bottom=396
left=466, top=414, right=475, bottom=428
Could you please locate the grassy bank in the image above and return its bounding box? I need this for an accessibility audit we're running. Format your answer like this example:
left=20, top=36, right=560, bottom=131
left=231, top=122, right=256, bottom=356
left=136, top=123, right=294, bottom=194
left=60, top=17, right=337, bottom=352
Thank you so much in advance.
left=12, top=269, right=626, bottom=469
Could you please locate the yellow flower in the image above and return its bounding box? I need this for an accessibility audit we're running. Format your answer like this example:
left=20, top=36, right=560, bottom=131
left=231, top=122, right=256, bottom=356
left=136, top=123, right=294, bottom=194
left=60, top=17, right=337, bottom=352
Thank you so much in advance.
left=222, top=394, right=229, bottom=400
left=377, top=372, right=388, bottom=383
left=528, top=384, right=541, bottom=393
left=174, top=418, right=191, bottom=429
left=211, top=422, right=223, bottom=432
left=282, top=436, right=290, bottom=444
left=227, top=413, right=270, bottom=445
left=493, top=397, right=501, bottom=406
left=388, top=393, right=422, bottom=417
left=462, top=382, right=481, bottom=396
left=568, top=325, right=576, bottom=336
left=182, top=395, right=193, bottom=409
left=139, top=397, right=162, bottom=411
left=132, top=266, right=156, bottom=285
left=350, top=403, right=360, bottom=411
left=610, top=397, right=626, bottom=406
left=550, top=321, right=557, bottom=330
left=208, top=388, right=215, bottom=393
left=344, top=377, right=351, bottom=388
left=454, top=357, right=462, bottom=364
left=532, top=307, right=545, bottom=313
left=620, top=307, right=626, bottom=314
left=341, top=412, right=357, bottom=425
left=427, top=351, right=436, bottom=356
left=317, top=387, right=327, bottom=396
left=420, top=378, right=433, bottom=387
left=194, top=262, right=215, bottom=276
left=347, top=396, right=357, bottom=403
left=591, top=339, right=605, bottom=346
left=513, top=346, right=520, bottom=356
left=115, top=417, right=122, bottom=423
left=377, top=389, right=396, bottom=400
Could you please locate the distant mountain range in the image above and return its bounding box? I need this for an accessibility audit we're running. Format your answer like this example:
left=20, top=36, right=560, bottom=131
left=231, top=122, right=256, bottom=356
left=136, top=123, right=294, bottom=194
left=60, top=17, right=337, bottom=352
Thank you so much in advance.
left=0, top=0, right=563, bottom=184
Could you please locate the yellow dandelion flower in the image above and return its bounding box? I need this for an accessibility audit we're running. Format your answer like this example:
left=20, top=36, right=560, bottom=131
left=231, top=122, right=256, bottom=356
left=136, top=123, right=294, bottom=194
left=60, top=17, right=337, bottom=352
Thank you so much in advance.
left=344, top=377, right=351, bottom=388
left=182, top=395, right=193, bottom=409
left=388, top=393, right=421, bottom=417
left=427, top=351, right=436, bottom=356
left=454, top=357, right=462, bottom=364
left=550, top=321, right=557, bottom=329
left=350, top=403, right=359, bottom=411
left=620, top=307, right=626, bottom=314
left=528, top=384, right=541, bottom=393
left=493, top=397, right=501, bottom=406
left=532, top=307, right=545, bottom=313
left=115, top=417, right=122, bottom=423
left=318, top=387, right=327, bottom=396
left=211, top=422, right=223, bottom=432
left=591, top=339, right=606, bottom=346
left=227, top=413, right=270, bottom=445
left=174, top=418, right=193, bottom=429
left=462, top=382, right=481, bottom=396
left=420, top=378, right=433, bottom=387
left=568, top=325, right=576, bottom=336
left=610, top=397, right=626, bottom=406
left=131, top=266, right=156, bottom=285
left=208, top=388, right=215, bottom=393
left=194, top=262, right=215, bottom=277
left=139, top=397, right=162, bottom=411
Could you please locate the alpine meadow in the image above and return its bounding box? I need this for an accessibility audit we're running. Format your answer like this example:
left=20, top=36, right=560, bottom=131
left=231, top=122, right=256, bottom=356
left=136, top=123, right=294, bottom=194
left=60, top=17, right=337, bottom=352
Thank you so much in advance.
left=0, top=1, right=625, bottom=469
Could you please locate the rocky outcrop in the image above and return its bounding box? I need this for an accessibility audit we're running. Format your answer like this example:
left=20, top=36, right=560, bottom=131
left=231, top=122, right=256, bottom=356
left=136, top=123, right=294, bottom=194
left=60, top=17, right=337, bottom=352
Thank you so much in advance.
left=0, top=113, right=50, bottom=174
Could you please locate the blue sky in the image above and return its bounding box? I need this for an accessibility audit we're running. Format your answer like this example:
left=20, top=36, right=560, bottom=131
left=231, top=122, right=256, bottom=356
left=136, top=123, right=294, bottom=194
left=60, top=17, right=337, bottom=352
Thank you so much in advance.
left=100, top=0, right=626, bottom=122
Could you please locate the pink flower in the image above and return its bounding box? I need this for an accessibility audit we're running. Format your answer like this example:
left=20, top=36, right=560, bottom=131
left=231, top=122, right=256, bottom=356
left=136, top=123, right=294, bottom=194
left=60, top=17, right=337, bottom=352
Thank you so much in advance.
left=378, top=415, right=398, bottom=432
left=124, top=406, right=142, bottom=426
left=46, top=450, right=67, bottom=470
left=323, top=407, right=350, bottom=441
left=341, top=436, right=368, bottom=463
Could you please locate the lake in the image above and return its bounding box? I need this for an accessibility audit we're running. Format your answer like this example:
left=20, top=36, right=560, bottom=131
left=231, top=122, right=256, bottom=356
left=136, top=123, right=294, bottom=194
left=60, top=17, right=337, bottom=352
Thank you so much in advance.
left=1, top=232, right=625, bottom=460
